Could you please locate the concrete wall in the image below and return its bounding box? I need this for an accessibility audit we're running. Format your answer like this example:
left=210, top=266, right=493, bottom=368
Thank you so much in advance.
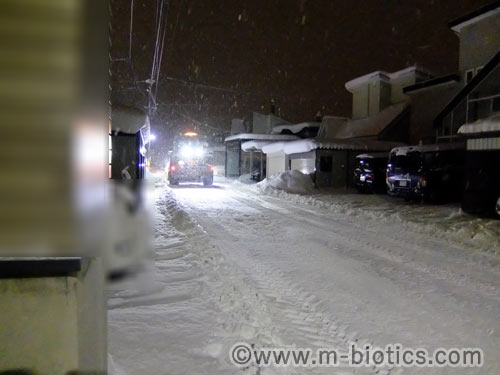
left=76, top=258, right=107, bottom=373
left=458, top=14, right=500, bottom=73
left=0, top=258, right=107, bottom=375
left=0, top=277, right=79, bottom=374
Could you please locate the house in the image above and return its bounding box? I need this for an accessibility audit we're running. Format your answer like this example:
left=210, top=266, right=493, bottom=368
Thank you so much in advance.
left=433, top=1, right=500, bottom=142
left=261, top=128, right=401, bottom=189
left=345, top=66, right=432, bottom=123
left=259, top=67, right=423, bottom=188
left=224, top=111, right=297, bottom=178
left=225, top=133, right=298, bottom=178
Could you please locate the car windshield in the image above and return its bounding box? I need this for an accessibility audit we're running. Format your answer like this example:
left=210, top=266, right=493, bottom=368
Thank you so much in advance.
left=356, top=159, right=373, bottom=170
left=172, top=138, right=210, bottom=163
left=390, top=151, right=423, bottom=173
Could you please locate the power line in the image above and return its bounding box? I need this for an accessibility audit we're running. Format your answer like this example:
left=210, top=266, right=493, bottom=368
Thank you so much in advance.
left=163, top=76, right=268, bottom=98
left=128, top=0, right=134, bottom=61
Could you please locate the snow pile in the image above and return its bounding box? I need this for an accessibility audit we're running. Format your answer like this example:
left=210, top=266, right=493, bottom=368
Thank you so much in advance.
left=257, top=170, right=315, bottom=194
left=236, top=173, right=256, bottom=184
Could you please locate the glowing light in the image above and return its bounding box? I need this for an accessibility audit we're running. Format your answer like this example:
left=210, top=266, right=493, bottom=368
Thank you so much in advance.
left=184, top=131, right=198, bottom=137
left=181, top=145, right=204, bottom=159
left=149, top=133, right=157, bottom=141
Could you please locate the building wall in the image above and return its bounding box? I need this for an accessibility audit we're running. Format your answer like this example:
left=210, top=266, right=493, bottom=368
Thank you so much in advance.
left=315, top=149, right=348, bottom=188
left=458, top=14, right=500, bottom=73
left=352, top=86, right=369, bottom=119
left=266, top=153, right=287, bottom=177
left=368, top=81, right=381, bottom=117
left=241, top=151, right=264, bottom=176
left=252, top=112, right=289, bottom=134
left=409, top=84, right=462, bottom=143
left=225, top=140, right=241, bottom=177
left=391, top=76, right=417, bottom=104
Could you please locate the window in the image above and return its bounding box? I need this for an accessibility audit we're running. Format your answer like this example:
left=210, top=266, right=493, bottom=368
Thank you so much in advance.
left=319, top=156, right=332, bottom=172
left=492, top=97, right=500, bottom=113
left=465, top=66, right=484, bottom=84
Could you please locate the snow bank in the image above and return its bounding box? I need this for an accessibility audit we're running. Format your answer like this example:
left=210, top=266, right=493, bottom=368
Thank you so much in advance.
left=257, top=170, right=315, bottom=194
left=248, top=186, right=500, bottom=254
left=236, top=173, right=256, bottom=184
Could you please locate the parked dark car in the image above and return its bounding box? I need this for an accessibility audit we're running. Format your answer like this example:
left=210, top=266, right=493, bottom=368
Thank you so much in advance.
left=386, top=144, right=465, bottom=203
left=353, top=153, right=388, bottom=193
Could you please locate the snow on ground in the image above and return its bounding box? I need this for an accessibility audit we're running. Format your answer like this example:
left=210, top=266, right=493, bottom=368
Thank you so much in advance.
left=249, top=176, right=500, bottom=255
left=108, top=176, right=500, bottom=375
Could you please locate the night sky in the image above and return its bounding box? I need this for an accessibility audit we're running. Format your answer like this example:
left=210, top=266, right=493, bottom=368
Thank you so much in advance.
left=110, top=0, right=488, bottom=145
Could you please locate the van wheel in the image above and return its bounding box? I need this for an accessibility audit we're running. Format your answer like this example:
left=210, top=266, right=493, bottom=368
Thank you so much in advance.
left=169, top=179, right=178, bottom=186
left=203, top=176, right=213, bottom=186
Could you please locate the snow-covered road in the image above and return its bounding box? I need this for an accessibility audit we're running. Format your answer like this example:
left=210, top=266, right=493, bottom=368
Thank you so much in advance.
left=108, top=179, right=500, bottom=375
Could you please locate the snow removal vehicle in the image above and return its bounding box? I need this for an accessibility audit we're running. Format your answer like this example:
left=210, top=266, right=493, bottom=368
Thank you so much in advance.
left=168, top=132, right=214, bottom=186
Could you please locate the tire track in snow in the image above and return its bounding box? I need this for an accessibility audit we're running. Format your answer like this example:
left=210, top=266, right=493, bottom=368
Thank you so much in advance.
left=170, top=189, right=385, bottom=375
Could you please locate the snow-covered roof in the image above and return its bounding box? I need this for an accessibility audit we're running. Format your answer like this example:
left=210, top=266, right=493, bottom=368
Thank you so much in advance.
left=207, top=145, right=225, bottom=152
left=345, top=66, right=433, bottom=91
left=271, top=122, right=320, bottom=135
left=355, top=152, right=389, bottom=159
left=345, top=71, right=390, bottom=91
left=224, top=133, right=298, bottom=142
left=261, top=141, right=289, bottom=154
left=241, top=140, right=273, bottom=152
left=320, top=102, right=408, bottom=139
left=111, top=106, right=148, bottom=134
left=262, top=138, right=402, bottom=155
left=458, top=113, right=500, bottom=134
left=449, top=1, right=500, bottom=32
left=391, top=143, right=464, bottom=156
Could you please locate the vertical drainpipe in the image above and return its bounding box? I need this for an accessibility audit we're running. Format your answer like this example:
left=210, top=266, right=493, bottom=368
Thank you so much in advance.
left=224, top=142, right=227, bottom=177
left=313, top=149, right=317, bottom=188
left=238, top=140, right=241, bottom=176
